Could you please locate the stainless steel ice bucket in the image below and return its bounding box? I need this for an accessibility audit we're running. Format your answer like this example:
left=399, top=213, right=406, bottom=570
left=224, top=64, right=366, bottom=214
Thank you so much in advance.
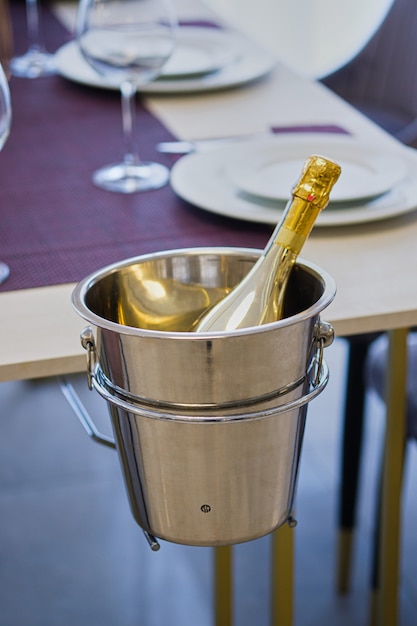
left=71, top=247, right=336, bottom=546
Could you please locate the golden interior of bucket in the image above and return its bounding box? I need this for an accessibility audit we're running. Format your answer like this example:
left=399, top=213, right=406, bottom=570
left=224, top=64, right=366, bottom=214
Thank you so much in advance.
left=84, top=251, right=323, bottom=332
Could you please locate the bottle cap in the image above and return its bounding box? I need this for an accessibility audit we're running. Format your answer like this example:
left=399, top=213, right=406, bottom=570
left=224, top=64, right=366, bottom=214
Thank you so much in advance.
left=293, top=155, right=341, bottom=207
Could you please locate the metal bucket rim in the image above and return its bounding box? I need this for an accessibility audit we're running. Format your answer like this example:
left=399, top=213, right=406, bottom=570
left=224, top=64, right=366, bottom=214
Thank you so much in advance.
left=71, top=246, right=336, bottom=339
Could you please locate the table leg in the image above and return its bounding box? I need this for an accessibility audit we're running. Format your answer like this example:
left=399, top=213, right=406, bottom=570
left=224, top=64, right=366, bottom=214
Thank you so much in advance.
left=214, top=545, right=233, bottom=626
left=377, top=328, right=407, bottom=626
left=271, top=523, right=294, bottom=626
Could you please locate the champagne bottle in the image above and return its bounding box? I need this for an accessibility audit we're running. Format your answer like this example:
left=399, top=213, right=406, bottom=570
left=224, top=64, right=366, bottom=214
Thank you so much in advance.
left=195, top=154, right=341, bottom=332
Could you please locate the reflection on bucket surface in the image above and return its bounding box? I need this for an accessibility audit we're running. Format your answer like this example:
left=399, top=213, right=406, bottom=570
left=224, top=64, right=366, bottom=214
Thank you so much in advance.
left=69, top=247, right=336, bottom=547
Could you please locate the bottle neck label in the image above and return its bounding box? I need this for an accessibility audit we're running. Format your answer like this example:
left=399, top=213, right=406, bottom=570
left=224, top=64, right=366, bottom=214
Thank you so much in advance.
left=274, top=225, right=306, bottom=254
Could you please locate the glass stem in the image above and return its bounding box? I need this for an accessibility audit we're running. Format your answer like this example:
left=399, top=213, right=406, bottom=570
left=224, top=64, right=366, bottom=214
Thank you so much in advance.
left=120, top=80, right=140, bottom=166
left=26, top=0, right=42, bottom=52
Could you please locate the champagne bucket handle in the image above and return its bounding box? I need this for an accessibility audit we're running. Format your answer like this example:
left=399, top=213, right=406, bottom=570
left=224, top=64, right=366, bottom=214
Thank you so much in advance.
left=311, top=318, right=334, bottom=386
left=80, top=326, right=96, bottom=391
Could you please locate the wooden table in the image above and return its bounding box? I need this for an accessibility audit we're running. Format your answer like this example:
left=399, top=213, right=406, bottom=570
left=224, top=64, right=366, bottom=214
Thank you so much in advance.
left=1, top=3, right=415, bottom=625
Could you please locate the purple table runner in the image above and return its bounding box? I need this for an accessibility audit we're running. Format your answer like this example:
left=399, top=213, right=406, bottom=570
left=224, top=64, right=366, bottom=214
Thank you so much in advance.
left=1, top=3, right=271, bottom=292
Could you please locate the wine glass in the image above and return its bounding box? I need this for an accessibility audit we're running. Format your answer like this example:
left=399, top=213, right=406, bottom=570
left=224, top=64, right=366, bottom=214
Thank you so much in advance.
left=77, top=0, right=176, bottom=193
left=10, top=0, right=56, bottom=78
left=0, top=62, right=11, bottom=284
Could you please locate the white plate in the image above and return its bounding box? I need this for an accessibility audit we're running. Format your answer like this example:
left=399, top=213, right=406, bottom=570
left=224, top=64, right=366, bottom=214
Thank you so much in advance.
left=170, top=138, right=417, bottom=227
left=161, top=28, right=240, bottom=78
left=225, top=135, right=407, bottom=203
left=55, top=29, right=276, bottom=94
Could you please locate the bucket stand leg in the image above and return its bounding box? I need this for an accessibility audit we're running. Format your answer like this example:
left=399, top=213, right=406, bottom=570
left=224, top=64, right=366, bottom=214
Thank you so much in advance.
left=58, top=376, right=162, bottom=551
left=214, top=545, right=233, bottom=626
left=271, top=523, right=294, bottom=626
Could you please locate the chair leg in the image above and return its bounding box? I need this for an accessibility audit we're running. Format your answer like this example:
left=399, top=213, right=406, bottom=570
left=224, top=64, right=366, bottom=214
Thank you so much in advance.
left=369, top=450, right=383, bottom=626
left=337, top=336, right=370, bottom=593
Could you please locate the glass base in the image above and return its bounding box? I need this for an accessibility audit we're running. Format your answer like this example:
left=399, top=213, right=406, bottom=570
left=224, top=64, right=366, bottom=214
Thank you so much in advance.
left=92, top=161, right=170, bottom=193
left=10, top=49, right=56, bottom=79
left=0, top=262, right=10, bottom=285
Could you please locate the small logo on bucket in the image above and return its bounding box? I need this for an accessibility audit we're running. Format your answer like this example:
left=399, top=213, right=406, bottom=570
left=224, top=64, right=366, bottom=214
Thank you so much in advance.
left=200, top=504, right=211, bottom=513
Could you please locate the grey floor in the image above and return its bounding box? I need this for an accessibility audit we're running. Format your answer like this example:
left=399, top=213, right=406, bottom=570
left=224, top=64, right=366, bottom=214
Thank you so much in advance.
left=0, top=338, right=416, bottom=626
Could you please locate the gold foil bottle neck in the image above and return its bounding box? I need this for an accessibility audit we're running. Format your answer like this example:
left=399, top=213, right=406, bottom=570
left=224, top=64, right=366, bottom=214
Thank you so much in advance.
left=195, top=153, right=341, bottom=332
left=292, top=155, right=342, bottom=208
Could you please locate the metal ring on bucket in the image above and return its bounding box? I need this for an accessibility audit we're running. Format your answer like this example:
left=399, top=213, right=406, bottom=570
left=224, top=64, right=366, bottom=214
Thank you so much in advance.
left=80, top=322, right=329, bottom=411
left=94, top=361, right=309, bottom=411
left=90, top=357, right=329, bottom=423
